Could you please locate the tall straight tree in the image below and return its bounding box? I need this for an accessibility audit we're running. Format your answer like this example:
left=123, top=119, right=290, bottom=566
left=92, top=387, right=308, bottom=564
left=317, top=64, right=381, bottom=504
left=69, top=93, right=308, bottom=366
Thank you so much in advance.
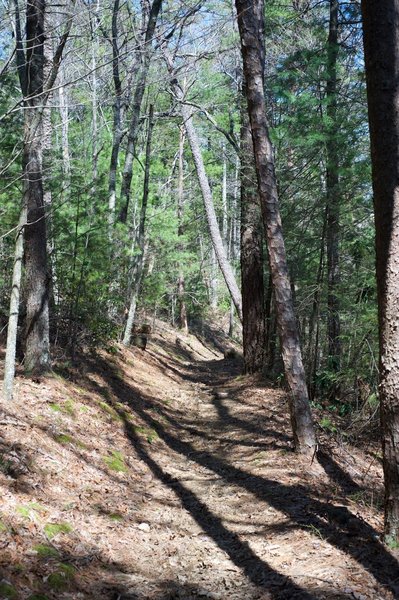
left=177, top=125, right=189, bottom=334
left=240, top=93, right=266, bottom=373
left=3, top=0, right=74, bottom=396
left=361, top=0, right=399, bottom=544
left=23, top=0, right=50, bottom=374
left=240, top=0, right=267, bottom=373
left=23, top=0, right=74, bottom=373
left=235, top=0, right=316, bottom=454
left=326, top=0, right=341, bottom=389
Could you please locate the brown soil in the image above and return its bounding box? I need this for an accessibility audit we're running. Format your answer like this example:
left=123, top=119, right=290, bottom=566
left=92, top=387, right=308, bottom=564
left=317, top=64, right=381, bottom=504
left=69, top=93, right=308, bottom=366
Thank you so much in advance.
left=0, top=320, right=398, bottom=600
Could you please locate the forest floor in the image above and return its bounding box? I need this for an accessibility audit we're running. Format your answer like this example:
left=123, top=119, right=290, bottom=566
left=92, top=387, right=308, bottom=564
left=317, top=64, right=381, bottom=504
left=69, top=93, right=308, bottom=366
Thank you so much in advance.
left=0, top=320, right=398, bottom=600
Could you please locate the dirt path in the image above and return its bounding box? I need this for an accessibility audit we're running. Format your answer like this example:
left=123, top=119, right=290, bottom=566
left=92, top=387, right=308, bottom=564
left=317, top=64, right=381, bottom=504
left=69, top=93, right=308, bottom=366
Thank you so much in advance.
left=86, top=333, right=398, bottom=600
left=0, top=325, right=398, bottom=599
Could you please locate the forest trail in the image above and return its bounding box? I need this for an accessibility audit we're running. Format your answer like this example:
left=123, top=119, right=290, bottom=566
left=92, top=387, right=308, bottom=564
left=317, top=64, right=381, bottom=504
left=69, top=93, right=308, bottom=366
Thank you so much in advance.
left=0, top=321, right=398, bottom=600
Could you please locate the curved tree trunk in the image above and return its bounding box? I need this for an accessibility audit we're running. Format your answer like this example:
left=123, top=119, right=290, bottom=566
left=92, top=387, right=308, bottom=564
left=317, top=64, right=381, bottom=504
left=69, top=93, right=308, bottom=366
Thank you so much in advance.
left=235, top=0, right=316, bottom=455
left=161, top=45, right=242, bottom=321
left=182, top=103, right=243, bottom=322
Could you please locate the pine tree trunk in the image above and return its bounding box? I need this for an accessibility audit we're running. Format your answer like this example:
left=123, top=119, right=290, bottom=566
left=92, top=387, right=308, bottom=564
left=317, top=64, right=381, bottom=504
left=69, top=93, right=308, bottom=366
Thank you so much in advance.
left=24, top=0, right=51, bottom=374
left=326, top=0, right=341, bottom=388
left=235, top=0, right=316, bottom=454
left=240, top=87, right=266, bottom=374
left=361, top=0, right=399, bottom=544
left=3, top=0, right=73, bottom=388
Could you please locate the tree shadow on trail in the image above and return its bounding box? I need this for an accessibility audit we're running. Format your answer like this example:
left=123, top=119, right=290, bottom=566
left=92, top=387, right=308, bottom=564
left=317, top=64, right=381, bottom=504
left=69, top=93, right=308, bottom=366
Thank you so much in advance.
left=81, top=353, right=399, bottom=599
left=316, top=450, right=362, bottom=495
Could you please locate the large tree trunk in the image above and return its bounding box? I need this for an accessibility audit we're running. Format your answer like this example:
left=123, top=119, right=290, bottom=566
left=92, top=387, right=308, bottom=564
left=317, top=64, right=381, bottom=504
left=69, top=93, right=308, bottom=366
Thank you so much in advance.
left=235, top=0, right=316, bottom=455
left=24, top=0, right=51, bottom=374
left=3, top=0, right=73, bottom=393
left=361, top=0, right=399, bottom=545
left=118, top=0, right=162, bottom=223
left=240, top=86, right=266, bottom=374
left=326, top=0, right=341, bottom=388
left=241, top=92, right=266, bottom=373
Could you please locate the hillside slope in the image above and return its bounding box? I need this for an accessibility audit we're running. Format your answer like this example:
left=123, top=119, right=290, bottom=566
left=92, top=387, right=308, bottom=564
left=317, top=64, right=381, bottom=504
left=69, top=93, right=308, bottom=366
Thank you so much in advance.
left=0, top=321, right=398, bottom=600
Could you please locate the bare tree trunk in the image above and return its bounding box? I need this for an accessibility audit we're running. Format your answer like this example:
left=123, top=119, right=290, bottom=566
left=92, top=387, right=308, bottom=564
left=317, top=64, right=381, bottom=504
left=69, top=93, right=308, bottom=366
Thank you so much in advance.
left=43, top=10, right=58, bottom=314
left=235, top=0, right=316, bottom=454
left=177, top=125, right=188, bottom=333
left=361, top=0, right=399, bottom=545
left=240, top=87, right=266, bottom=373
left=58, top=68, right=70, bottom=191
left=326, top=0, right=341, bottom=389
left=2, top=207, right=26, bottom=400
left=160, top=46, right=242, bottom=320
left=222, top=144, right=228, bottom=244
left=107, top=0, right=124, bottom=236
left=119, top=0, right=162, bottom=223
left=182, top=103, right=243, bottom=322
left=123, top=106, right=154, bottom=345
left=90, top=0, right=100, bottom=200
left=3, top=0, right=74, bottom=389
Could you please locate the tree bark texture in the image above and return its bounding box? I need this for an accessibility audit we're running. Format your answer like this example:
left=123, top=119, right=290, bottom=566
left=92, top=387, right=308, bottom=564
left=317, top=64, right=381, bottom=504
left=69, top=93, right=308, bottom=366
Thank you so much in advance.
left=235, top=0, right=316, bottom=454
left=24, top=0, right=51, bottom=374
left=240, top=91, right=266, bottom=373
left=361, top=0, right=399, bottom=544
